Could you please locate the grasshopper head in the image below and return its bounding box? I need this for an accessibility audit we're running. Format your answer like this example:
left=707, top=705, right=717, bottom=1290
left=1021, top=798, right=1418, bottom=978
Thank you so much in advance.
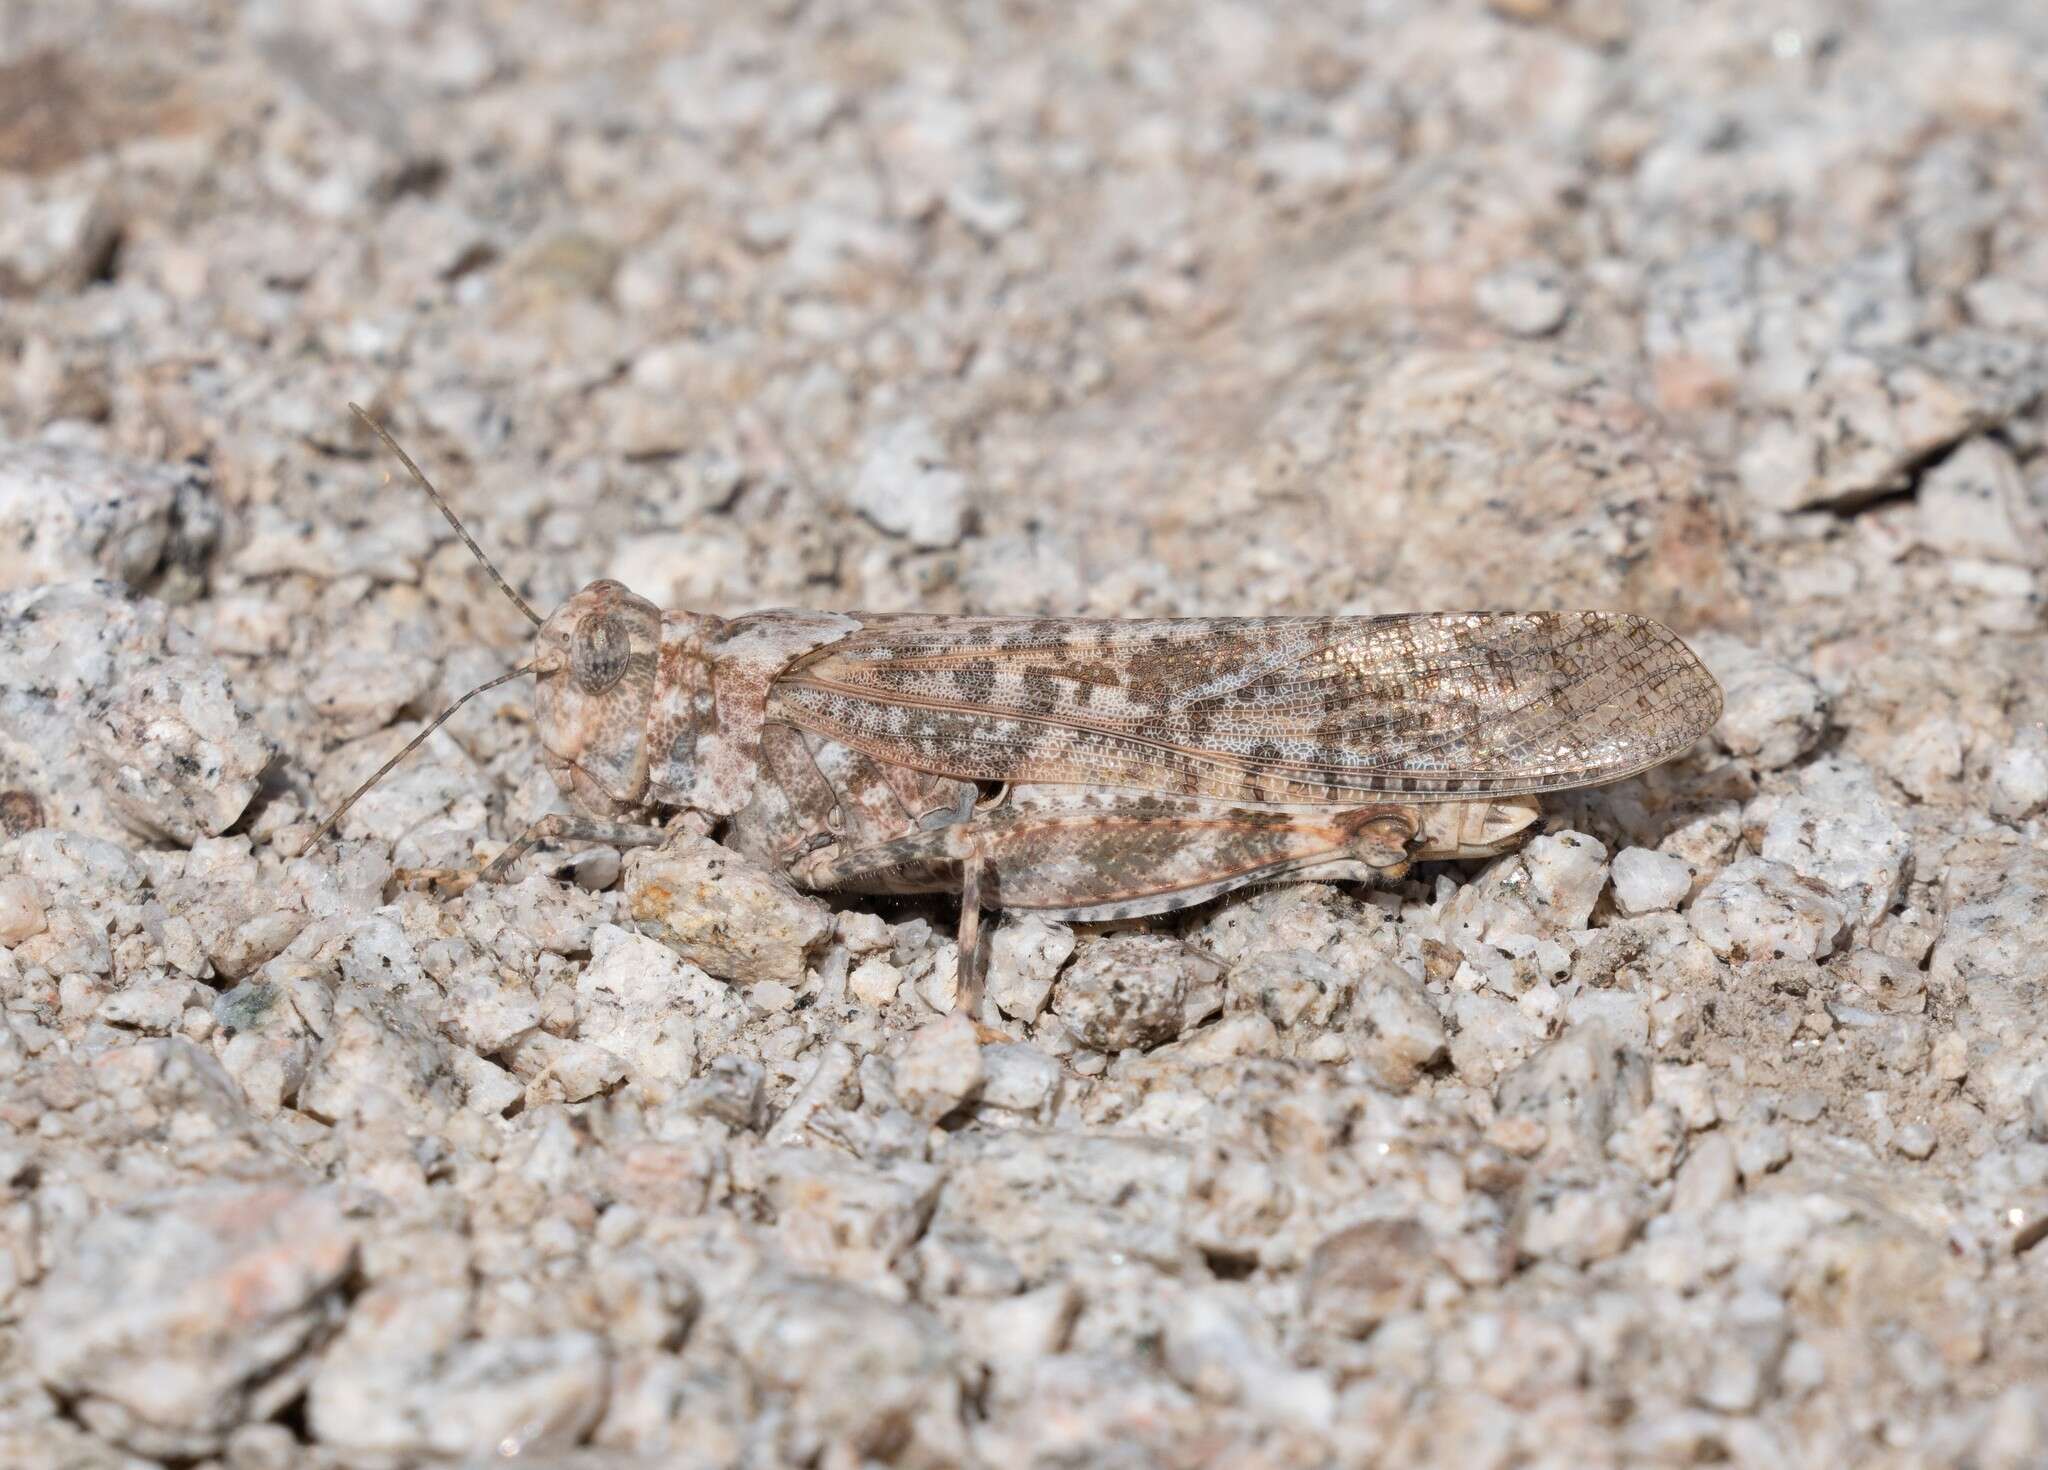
left=532, top=579, right=663, bottom=816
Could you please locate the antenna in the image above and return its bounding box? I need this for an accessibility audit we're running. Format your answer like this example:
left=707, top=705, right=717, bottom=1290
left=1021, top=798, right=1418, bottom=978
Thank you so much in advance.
left=348, top=402, right=543, bottom=629
left=307, top=664, right=542, bottom=850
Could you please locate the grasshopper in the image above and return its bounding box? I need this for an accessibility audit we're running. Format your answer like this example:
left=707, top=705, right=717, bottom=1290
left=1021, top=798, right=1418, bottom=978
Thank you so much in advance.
left=315, top=406, right=1723, bottom=995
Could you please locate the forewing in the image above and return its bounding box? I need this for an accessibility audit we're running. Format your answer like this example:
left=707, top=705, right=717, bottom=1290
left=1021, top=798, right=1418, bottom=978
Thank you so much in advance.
left=768, top=611, right=1722, bottom=803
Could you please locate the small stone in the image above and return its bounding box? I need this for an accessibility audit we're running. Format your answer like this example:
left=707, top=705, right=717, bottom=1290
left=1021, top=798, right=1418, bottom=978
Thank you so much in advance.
left=835, top=910, right=893, bottom=954
left=302, top=648, right=438, bottom=738
left=949, top=1282, right=1078, bottom=1379
left=1791, top=335, right=2048, bottom=511
left=1052, top=934, right=1217, bottom=1052
left=934, top=1131, right=1191, bottom=1278
left=1734, top=1122, right=1792, bottom=1181
left=1976, top=1383, right=2048, bottom=1469
left=849, top=417, right=970, bottom=548
left=309, top=1332, right=609, bottom=1459
left=1610, top=847, right=1694, bottom=915
left=1916, top=437, right=2046, bottom=564
left=1446, top=990, right=1547, bottom=1085
left=1303, top=1219, right=1432, bottom=1337
left=1515, top=1171, right=1647, bottom=1267
left=1780, top=1089, right=1828, bottom=1124
left=1753, top=756, right=1912, bottom=934
left=946, top=167, right=1028, bottom=239
left=749, top=980, right=797, bottom=1014
left=1609, top=1102, right=1685, bottom=1183
left=915, top=944, right=961, bottom=1012
left=979, top=1041, right=1061, bottom=1115
left=1696, top=1289, right=1788, bottom=1414
left=1349, top=963, right=1447, bottom=1092
left=26, top=1184, right=357, bottom=1457
left=1654, top=1064, right=1720, bottom=1130
left=0, top=874, right=46, bottom=946
left=1989, top=725, right=2048, bottom=822
left=750, top=1148, right=945, bottom=1277
left=575, top=926, right=735, bottom=1099
left=894, top=1012, right=984, bottom=1122
left=1184, top=1141, right=1293, bottom=1263
left=505, top=1032, right=627, bottom=1104
left=0, top=443, right=196, bottom=591
left=1162, top=1287, right=1335, bottom=1430
left=987, top=915, right=1075, bottom=1023
left=1690, top=635, right=1826, bottom=771
left=625, top=833, right=833, bottom=984
left=679, top=1052, right=766, bottom=1130
left=1893, top=1122, right=1937, bottom=1160
left=1226, top=948, right=1345, bottom=1030
left=1670, top=1132, right=1739, bottom=1216
left=1476, top=259, right=1572, bottom=337
left=724, top=1275, right=964, bottom=1456
left=1841, top=951, right=1929, bottom=1019
left=90, top=655, right=274, bottom=846
left=1523, top=831, right=1610, bottom=928
left=849, top=954, right=905, bottom=1008
left=0, top=172, right=120, bottom=297
left=1689, top=858, right=1849, bottom=963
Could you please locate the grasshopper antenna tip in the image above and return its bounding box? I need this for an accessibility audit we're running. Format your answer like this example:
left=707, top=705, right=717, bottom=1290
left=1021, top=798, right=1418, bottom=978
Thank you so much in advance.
left=349, top=401, right=544, bottom=629
left=307, top=663, right=542, bottom=852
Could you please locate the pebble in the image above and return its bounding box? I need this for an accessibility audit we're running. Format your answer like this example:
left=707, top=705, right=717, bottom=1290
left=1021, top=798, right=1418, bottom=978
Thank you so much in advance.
left=894, top=1012, right=985, bottom=1121
left=987, top=914, right=1076, bottom=1023
left=1689, top=858, right=1849, bottom=963
left=848, top=417, right=970, bottom=549
left=1475, top=259, right=1572, bottom=337
left=309, top=1332, right=609, bottom=1459
left=848, top=954, right=905, bottom=1008
left=26, top=1184, right=357, bottom=1457
left=1349, top=962, right=1448, bottom=1092
left=1916, top=437, right=2047, bottom=563
left=1690, top=635, right=1827, bottom=771
left=575, top=925, right=738, bottom=1100
left=1522, top=831, right=1610, bottom=929
left=1989, top=726, right=2048, bottom=822
left=1893, top=1122, right=1937, bottom=1160
left=1051, top=934, right=1218, bottom=1053
left=723, top=1275, right=965, bottom=1459
left=0, top=874, right=46, bottom=946
left=92, top=656, right=275, bottom=845
left=0, top=444, right=198, bottom=591
left=748, top=1148, right=944, bottom=1279
left=624, top=833, right=833, bottom=985
left=979, top=1041, right=1062, bottom=1116
left=1302, top=1218, right=1433, bottom=1338
left=1609, top=847, right=1694, bottom=916
left=1753, top=755, right=1912, bottom=934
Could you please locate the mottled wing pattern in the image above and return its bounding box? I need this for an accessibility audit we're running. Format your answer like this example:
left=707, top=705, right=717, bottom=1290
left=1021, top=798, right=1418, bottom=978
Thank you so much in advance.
left=768, top=612, right=1723, bottom=803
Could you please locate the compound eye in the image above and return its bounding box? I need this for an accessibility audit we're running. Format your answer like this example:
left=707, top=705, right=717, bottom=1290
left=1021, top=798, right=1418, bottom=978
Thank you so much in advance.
left=571, top=611, right=631, bottom=695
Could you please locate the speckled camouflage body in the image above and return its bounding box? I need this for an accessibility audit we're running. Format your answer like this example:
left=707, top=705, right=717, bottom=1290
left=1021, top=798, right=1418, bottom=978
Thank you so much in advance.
left=523, top=584, right=1723, bottom=923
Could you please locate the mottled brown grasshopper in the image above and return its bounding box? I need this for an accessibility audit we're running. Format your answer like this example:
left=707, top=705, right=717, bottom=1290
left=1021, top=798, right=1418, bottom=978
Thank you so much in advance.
left=316, top=406, right=1722, bottom=991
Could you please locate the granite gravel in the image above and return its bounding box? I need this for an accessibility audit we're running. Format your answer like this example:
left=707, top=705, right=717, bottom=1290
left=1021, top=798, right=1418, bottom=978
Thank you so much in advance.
left=4, top=2, right=2048, bottom=1467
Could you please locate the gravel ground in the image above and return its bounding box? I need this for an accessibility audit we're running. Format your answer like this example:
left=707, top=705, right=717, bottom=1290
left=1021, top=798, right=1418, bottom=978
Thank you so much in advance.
left=4, top=2, right=2048, bottom=1466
